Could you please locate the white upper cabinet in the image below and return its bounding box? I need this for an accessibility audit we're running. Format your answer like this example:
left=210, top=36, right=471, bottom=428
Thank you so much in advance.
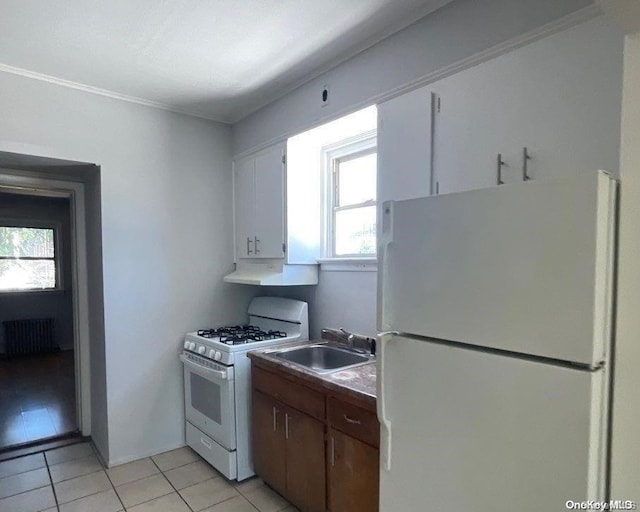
left=253, top=146, right=286, bottom=258
left=234, top=156, right=256, bottom=259
left=234, top=143, right=285, bottom=260
left=432, top=17, right=622, bottom=195
left=377, top=87, right=434, bottom=205
left=229, top=142, right=318, bottom=285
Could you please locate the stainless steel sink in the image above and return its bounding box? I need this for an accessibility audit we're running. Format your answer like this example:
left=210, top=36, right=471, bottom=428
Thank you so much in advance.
left=271, top=344, right=373, bottom=374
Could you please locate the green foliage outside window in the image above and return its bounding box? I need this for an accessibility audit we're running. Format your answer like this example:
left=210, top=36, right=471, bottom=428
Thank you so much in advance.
left=0, top=226, right=56, bottom=291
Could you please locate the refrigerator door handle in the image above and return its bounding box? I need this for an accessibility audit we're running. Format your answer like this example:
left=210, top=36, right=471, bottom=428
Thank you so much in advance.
left=377, top=201, right=394, bottom=331
left=377, top=332, right=397, bottom=471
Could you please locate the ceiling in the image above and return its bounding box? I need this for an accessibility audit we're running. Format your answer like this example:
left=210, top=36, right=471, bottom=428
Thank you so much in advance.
left=0, top=0, right=452, bottom=123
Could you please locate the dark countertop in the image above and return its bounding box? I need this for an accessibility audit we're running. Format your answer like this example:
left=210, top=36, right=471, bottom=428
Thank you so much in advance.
left=247, top=340, right=377, bottom=410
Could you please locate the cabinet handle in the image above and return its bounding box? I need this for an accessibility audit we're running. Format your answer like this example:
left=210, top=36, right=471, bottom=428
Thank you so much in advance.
left=247, top=237, right=253, bottom=255
left=285, top=413, right=290, bottom=440
left=522, top=147, right=532, bottom=181
left=272, top=406, right=277, bottom=432
left=497, top=154, right=506, bottom=185
left=254, top=236, right=260, bottom=254
left=343, top=414, right=361, bottom=425
left=331, top=436, right=335, bottom=467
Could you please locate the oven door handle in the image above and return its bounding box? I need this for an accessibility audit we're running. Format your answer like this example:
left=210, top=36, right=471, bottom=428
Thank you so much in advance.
left=180, top=354, right=233, bottom=381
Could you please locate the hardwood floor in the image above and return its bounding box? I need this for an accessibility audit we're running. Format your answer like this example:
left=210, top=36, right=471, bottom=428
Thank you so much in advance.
left=0, top=351, right=77, bottom=450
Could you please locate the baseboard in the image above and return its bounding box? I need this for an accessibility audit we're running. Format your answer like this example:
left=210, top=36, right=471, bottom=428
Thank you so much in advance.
left=106, top=440, right=187, bottom=468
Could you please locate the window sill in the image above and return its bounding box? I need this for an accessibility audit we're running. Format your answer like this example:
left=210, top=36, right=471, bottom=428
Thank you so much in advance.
left=318, top=257, right=378, bottom=272
left=0, top=288, right=66, bottom=296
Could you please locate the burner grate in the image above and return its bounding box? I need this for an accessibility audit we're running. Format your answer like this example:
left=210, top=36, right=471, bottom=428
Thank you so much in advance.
left=197, top=325, right=288, bottom=344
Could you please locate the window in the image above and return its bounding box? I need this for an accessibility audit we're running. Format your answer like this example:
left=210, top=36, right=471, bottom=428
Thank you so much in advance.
left=287, top=104, right=377, bottom=267
left=0, top=225, right=58, bottom=291
left=325, top=135, right=377, bottom=258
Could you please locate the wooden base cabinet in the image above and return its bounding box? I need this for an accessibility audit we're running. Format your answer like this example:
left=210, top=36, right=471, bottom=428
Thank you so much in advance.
left=284, top=407, right=326, bottom=512
left=328, top=428, right=380, bottom=512
left=251, top=363, right=379, bottom=512
left=252, top=390, right=287, bottom=496
left=252, top=389, right=326, bottom=512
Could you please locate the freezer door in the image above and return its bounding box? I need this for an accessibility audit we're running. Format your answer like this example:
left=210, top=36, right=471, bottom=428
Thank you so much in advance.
left=377, top=335, right=608, bottom=512
left=378, top=171, right=616, bottom=366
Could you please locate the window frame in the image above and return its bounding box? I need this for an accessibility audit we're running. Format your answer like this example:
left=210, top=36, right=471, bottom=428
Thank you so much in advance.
left=323, top=131, right=377, bottom=260
left=0, top=218, right=63, bottom=294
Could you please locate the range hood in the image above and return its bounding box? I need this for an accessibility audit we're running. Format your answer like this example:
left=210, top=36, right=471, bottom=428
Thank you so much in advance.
left=224, top=261, right=318, bottom=286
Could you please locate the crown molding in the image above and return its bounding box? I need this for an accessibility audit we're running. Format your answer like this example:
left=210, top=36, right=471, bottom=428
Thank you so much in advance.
left=232, top=3, right=604, bottom=160
left=0, top=62, right=230, bottom=124
left=0, top=3, right=603, bottom=135
left=373, top=4, right=604, bottom=108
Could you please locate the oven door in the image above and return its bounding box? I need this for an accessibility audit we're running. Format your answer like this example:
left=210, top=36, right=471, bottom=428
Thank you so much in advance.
left=181, top=354, right=236, bottom=450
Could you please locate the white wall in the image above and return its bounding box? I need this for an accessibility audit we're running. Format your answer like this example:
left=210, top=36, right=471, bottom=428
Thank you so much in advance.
left=611, top=31, right=640, bottom=502
left=268, top=271, right=377, bottom=340
left=0, top=71, right=258, bottom=465
left=0, top=192, right=74, bottom=353
left=232, top=0, right=596, bottom=155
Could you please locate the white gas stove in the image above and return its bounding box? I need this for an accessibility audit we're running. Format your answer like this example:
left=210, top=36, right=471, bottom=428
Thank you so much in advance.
left=180, top=297, right=308, bottom=481
left=183, top=323, right=303, bottom=366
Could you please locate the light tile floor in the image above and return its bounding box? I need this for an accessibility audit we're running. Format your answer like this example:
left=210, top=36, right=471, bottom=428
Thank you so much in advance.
left=0, top=442, right=298, bottom=512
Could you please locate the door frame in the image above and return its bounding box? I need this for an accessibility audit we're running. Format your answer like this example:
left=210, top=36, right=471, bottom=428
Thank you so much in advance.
left=0, top=170, right=91, bottom=436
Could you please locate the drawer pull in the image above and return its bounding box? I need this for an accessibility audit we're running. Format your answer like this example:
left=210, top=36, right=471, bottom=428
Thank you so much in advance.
left=285, top=413, right=290, bottom=440
left=343, top=414, right=361, bottom=425
left=200, top=437, right=212, bottom=449
left=272, top=406, right=277, bottom=432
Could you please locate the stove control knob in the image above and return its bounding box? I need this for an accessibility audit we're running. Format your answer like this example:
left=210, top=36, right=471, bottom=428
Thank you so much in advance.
left=189, top=342, right=196, bottom=351
left=183, top=340, right=190, bottom=349
left=197, top=346, right=206, bottom=355
left=214, top=351, right=221, bottom=361
left=208, top=349, right=216, bottom=359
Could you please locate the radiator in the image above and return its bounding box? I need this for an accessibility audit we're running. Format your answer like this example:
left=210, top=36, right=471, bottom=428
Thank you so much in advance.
left=3, top=318, right=58, bottom=356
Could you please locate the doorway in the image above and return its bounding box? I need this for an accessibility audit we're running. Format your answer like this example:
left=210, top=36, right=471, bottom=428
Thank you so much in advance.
left=0, top=191, right=78, bottom=449
left=0, top=155, right=100, bottom=454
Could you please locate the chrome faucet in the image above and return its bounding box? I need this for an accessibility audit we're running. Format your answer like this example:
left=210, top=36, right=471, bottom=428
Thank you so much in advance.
left=321, top=328, right=376, bottom=356
left=347, top=333, right=356, bottom=351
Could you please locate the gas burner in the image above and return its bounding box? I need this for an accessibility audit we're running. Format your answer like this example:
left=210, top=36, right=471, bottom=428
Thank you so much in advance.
left=266, top=330, right=288, bottom=339
left=197, top=325, right=263, bottom=339
left=217, top=328, right=288, bottom=345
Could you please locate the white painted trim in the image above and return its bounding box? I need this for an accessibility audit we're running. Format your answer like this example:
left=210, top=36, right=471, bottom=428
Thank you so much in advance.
left=231, top=4, right=604, bottom=161
left=106, top=441, right=187, bottom=468
left=0, top=63, right=230, bottom=125
left=324, top=135, right=378, bottom=259
left=319, top=258, right=378, bottom=272
left=0, top=171, right=92, bottom=437
left=0, top=4, right=604, bottom=130
left=0, top=1, right=453, bottom=126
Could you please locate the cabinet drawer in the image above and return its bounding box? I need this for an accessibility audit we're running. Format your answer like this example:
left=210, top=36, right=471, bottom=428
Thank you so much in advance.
left=252, top=365, right=325, bottom=420
left=327, top=397, right=379, bottom=448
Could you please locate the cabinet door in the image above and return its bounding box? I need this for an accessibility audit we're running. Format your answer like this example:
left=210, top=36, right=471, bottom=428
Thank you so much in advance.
left=432, top=87, right=502, bottom=195
left=432, top=20, right=621, bottom=193
left=377, top=87, right=434, bottom=205
left=234, top=156, right=255, bottom=259
left=252, top=391, right=287, bottom=496
left=285, top=407, right=326, bottom=512
left=328, top=428, right=379, bottom=512
left=253, top=144, right=285, bottom=258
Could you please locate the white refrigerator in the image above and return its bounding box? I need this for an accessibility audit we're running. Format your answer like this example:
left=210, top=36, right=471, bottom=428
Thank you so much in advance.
left=377, top=171, right=616, bottom=511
